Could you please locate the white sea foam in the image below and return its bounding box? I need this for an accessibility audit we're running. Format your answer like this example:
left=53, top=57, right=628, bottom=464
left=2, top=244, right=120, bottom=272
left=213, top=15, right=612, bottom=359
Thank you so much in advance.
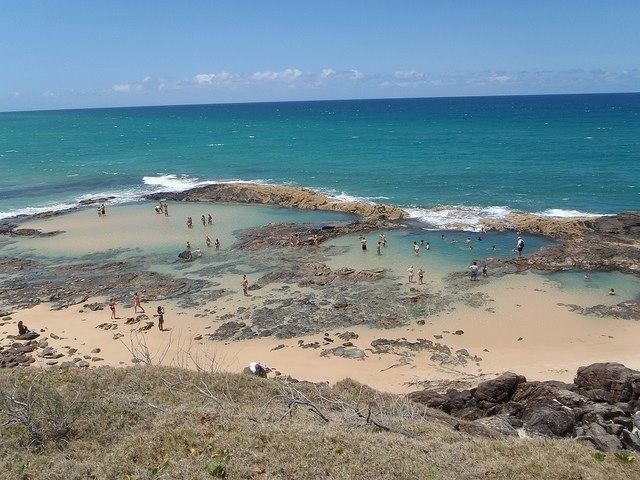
left=405, top=205, right=513, bottom=231
left=0, top=202, right=80, bottom=220
left=535, top=208, right=604, bottom=218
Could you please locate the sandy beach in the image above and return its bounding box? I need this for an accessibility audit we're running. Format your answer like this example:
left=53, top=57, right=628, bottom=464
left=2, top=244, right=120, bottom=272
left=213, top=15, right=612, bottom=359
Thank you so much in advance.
left=2, top=198, right=639, bottom=393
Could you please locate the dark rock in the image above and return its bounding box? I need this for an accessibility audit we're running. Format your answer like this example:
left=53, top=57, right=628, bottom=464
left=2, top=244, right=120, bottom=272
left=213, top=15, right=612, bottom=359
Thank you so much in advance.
left=621, top=429, right=640, bottom=452
left=473, top=372, right=526, bottom=404
left=320, top=346, right=366, bottom=360
left=575, top=362, right=640, bottom=404
left=521, top=406, right=575, bottom=437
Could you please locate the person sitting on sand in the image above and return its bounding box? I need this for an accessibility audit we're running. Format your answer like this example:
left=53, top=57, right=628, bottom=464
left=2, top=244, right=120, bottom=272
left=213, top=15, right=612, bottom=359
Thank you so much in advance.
left=407, top=266, right=415, bottom=283
left=469, top=261, right=479, bottom=281
left=417, top=267, right=425, bottom=285
left=207, top=214, right=212, bottom=225
left=108, top=298, right=117, bottom=319
left=133, top=292, right=145, bottom=313
left=246, top=361, right=269, bottom=378
left=17, top=321, right=29, bottom=336
left=206, top=236, right=212, bottom=247
left=241, top=274, right=249, bottom=296
left=214, top=238, right=220, bottom=249
left=609, top=288, right=616, bottom=296
left=156, top=306, right=165, bottom=331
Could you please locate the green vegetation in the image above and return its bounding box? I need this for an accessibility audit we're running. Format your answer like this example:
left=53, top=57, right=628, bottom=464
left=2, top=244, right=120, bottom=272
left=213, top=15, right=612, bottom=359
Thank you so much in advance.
left=0, top=366, right=637, bottom=479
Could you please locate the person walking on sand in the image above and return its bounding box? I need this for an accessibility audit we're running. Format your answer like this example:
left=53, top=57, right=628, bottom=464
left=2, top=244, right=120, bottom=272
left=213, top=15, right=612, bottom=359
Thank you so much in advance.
left=207, top=214, right=212, bottom=225
left=417, top=267, right=425, bottom=285
left=206, top=236, right=212, bottom=247
left=360, top=236, right=367, bottom=251
left=97, top=206, right=102, bottom=217
left=156, top=306, right=165, bottom=331
left=241, top=274, right=249, bottom=296
left=101, top=203, right=106, bottom=216
left=133, top=292, right=145, bottom=313
left=516, top=236, right=525, bottom=256
left=201, top=215, right=206, bottom=226
left=407, top=266, right=415, bottom=283
left=215, top=238, right=220, bottom=249
left=108, top=298, right=117, bottom=319
left=413, top=241, right=420, bottom=256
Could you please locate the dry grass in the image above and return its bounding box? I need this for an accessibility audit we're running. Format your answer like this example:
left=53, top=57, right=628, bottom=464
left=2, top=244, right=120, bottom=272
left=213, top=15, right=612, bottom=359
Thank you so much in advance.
left=0, top=366, right=637, bottom=479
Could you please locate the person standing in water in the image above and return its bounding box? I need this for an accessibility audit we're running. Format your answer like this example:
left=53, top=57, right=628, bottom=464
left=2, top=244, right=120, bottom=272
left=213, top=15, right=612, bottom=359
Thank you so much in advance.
left=214, top=238, right=220, bottom=249
left=407, top=266, right=415, bottom=283
left=516, top=236, right=525, bottom=256
left=133, top=292, right=145, bottom=313
left=108, top=298, right=117, bottom=319
left=207, top=214, right=212, bottom=225
left=360, top=236, right=367, bottom=252
left=101, top=203, right=106, bottom=216
left=469, top=261, right=479, bottom=281
left=413, top=241, right=420, bottom=256
left=186, top=241, right=191, bottom=250
left=201, top=215, right=206, bottom=226
left=376, top=241, right=382, bottom=255
left=425, top=242, right=430, bottom=250
left=206, top=236, right=212, bottom=247
left=187, top=217, right=193, bottom=228
left=163, top=203, right=169, bottom=216
left=417, top=267, right=425, bottom=285
left=241, top=274, right=249, bottom=296
left=156, top=306, right=165, bottom=331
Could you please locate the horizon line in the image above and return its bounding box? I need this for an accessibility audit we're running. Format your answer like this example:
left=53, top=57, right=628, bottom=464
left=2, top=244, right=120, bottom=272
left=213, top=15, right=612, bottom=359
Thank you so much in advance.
left=2, top=90, right=639, bottom=115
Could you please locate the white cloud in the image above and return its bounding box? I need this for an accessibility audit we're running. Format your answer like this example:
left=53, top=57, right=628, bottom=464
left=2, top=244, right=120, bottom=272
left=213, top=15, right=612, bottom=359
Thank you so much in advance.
left=251, top=68, right=303, bottom=82
left=489, top=74, right=511, bottom=83
left=193, top=71, right=234, bottom=85
left=320, top=68, right=336, bottom=79
left=349, top=69, right=364, bottom=81
left=112, top=83, right=143, bottom=93
left=394, top=70, right=425, bottom=80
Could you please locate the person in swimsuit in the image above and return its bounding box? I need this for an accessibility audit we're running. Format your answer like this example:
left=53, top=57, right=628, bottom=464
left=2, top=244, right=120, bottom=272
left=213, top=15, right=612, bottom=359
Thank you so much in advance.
left=201, top=215, right=206, bottom=226
left=241, top=274, right=249, bottom=296
left=413, top=241, right=420, bottom=256
left=206, top=236, right=212, bottom=247
left=215, top=238, right=220, bottom=249
left=207, top=214, right=212, bottom=225
left=186, top=241, right=191, bottom=250
left=376, top=241, right=382, bottom=255
left=163, top=203, right=169, bottom=216
left=417, top=267, right=425, bottom=285
left=109, top=298, right=117, bottom=319
left=360, top=236, right=367, bottom=251
left=469, top=262, right=479, bottom=281
left=609, top=288, right=616, bottom=296
left=407, top=266, right=415, bottom=283
left=133, top=292, right=145, bottom=313
left=17, top=321, right=29, bottom=336
left=101, top=204, right=106, bottom=215
left=425, top=242, right=430, bottom=250
left=156, top=306, right=165, bottom=331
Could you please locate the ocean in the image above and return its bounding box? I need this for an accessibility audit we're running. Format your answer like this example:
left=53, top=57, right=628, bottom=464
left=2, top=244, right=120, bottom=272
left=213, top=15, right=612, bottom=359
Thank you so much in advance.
left=1, top=93, right=638, bottom=226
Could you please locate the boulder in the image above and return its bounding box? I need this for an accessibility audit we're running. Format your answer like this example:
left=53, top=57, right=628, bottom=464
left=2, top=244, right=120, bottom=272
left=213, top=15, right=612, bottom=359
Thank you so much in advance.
left=521, top=406, right=575, bottom=437
left=575, top=362, right=640, bottom=404
left=473, top=372, right=526, bottom=404
left=580, top=422, right=623, bottom=452
left=473, top=415, right=519, bottom=437
left=621, top=429, right=640, bottom=452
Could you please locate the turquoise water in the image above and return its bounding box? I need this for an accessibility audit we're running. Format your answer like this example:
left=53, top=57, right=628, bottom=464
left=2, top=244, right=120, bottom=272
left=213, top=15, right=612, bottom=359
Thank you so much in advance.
left=1, top=94, right=639, bottom=223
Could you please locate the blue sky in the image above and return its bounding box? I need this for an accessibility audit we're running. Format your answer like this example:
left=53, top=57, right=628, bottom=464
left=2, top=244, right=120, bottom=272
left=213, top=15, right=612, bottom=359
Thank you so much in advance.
left=1, top=0, right=639, bottom=110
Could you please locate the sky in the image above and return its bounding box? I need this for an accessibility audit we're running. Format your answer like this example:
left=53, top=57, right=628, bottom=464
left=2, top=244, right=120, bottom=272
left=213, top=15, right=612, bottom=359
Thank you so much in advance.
left=1, top=0, right=639, bottom=111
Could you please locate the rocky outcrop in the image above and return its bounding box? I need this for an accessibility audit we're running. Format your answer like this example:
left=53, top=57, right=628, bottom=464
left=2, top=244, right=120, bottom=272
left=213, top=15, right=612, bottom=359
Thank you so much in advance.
left=145, top=182, right=406, bottom=220
left=481, top=212, right=640, bottom=275
left=409, top=362, right=640, bottom=452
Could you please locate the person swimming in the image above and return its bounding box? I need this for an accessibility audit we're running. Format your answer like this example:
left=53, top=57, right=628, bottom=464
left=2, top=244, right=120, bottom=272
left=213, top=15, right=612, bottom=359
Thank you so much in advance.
left=609, top=288, right=616, bottom=295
